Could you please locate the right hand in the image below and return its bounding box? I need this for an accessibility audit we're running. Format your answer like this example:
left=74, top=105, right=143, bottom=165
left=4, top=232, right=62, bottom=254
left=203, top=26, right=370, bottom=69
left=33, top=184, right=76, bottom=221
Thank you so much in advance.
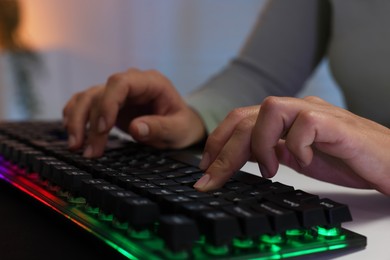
left=194, top=96, right=390, bottom=195
left=63, top=68, right=206, bottom=157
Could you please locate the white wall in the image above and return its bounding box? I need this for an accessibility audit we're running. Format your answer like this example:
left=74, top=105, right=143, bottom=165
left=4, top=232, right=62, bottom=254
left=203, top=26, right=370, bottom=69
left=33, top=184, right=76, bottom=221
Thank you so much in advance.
left=0, top=0, right=344, bottom=120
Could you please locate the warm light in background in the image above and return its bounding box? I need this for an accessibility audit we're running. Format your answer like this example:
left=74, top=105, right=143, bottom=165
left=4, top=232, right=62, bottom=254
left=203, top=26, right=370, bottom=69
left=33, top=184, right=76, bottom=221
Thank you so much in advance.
left=19, top=0, right=62, bottom=50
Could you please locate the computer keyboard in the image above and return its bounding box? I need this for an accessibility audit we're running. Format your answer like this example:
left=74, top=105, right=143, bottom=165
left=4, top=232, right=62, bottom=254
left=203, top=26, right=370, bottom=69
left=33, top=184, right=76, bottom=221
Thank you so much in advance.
left=0, top=121, right=366, bottom=259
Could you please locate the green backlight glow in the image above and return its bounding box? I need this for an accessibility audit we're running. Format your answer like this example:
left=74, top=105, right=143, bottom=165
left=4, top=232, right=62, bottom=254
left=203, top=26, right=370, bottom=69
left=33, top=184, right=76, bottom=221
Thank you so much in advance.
left=103, top=239, right=139, bottom=260
left=282, top=246, right=328, bottom=258
left=260, top=234, right=284, bottom=244
left=98, top=212, right=114, bottom=221
left=112, top=218, right=128, bottom=230
left=317, top=226, right=341, bottom=237
left=270, top=244, right=282, bottom=253
left=329, top=243, right=348, bottom=250
left=162, top=250, right=189, bottom=260
left=204, top=244, right=229, bottom=256
left=286, top=229, right=305, bottom=237
left=85, top=205, right=99, bottom=214
left=128, top=229, right=152, bottom=240
left=233, top=238, right=255, bottom=248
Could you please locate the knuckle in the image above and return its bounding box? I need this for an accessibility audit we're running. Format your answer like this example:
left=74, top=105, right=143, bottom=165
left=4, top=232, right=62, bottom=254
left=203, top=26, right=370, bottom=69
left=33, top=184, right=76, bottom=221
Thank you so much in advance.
left=107, top=72, right=127, bottom=86
left=298, top=110, right=320, bottom=125
left=145, top=69, right=171, bottom=86
left=261, top=96, right=283, bottom=112
left=146, top=69, right=163, bottom=78
left=226, top=107, right=249, bottom=121
left=74, top=91, right=88, bottom=103
left=303, top=95, right=325, bottom=103
left=234, top=117, right=255, bottom=135
left=106, top=73, right=122, bottom=86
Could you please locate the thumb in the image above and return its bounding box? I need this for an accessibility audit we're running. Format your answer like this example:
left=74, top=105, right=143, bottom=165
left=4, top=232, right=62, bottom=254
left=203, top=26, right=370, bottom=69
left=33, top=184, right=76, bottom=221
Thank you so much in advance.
left=128, top=114, right=186, bottom=149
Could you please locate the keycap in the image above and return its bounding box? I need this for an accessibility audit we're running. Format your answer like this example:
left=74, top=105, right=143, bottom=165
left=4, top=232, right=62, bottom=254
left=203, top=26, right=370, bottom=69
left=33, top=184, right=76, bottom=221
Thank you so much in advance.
left=251, top=201, right=300, bottom=232
left=161, top=195, right=193, bottom=213
left=177, top=201, right=213, bottom=218
left=319, top=198, right=352, bottom=225
left=223, top=204, right=271, bottom=237
left=79, top=179, right=108, bottom=199
left=87, top=183, right=122, bottom=208
left=100, top=190, right=138, bottom=214
left=116, top=197, right=160, bottom=230
left=62, top=170, right=92, bottom=194
left=264, top=194, right=327, bottom=228
left=197, top=210, right=241, bottom=246
left=158, top=215, right=199, bottom=252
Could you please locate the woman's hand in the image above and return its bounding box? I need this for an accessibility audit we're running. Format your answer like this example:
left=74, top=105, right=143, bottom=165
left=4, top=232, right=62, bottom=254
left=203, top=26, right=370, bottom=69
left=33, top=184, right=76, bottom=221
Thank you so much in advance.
left=63, top=68, right=206, bottom=157
left=194, top=96, right=390, bottom=195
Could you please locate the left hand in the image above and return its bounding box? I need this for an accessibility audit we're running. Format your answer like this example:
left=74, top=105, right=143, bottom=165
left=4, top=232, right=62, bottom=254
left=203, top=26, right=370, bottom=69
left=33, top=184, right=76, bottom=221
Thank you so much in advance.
left=194, top=96, right=390, bottom=195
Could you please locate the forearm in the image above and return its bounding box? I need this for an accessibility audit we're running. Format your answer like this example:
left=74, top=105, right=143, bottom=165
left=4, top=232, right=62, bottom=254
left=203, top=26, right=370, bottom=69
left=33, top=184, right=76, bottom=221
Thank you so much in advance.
left=186, top=0, right=330, bottom=133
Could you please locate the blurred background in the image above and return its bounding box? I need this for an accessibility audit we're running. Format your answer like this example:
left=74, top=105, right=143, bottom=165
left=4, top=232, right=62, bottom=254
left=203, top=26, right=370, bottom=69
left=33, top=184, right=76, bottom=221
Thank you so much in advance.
left=0, top=0, right=344, bottom=120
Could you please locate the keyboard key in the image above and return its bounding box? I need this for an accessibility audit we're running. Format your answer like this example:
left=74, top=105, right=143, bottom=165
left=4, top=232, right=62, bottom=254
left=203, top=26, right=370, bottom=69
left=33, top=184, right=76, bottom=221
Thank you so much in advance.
left=116, top=197, right=160, bottom=230
left=79, top=179, right=108, bottom=199
left=251, top=201, right=300, bottom=232
left=177, top=201, right=213, bottom=218
left=158, top=215, right=199, bottom=252
left=264, top=194, right=327, bottom=228
left=222, top=205, right=271, bottom=237
left=255, top=182, right=294, bottom=194
left=87, top=184, right=122, bottom=208
left=62, top=170, right=92, bottom=194
left=101, top=190, right=137, bottom=214
left=319, top=198, right=353, bottom=225
left=161, top=195, right=193, bottom=213
left=197, top=210, right=241, bottom=246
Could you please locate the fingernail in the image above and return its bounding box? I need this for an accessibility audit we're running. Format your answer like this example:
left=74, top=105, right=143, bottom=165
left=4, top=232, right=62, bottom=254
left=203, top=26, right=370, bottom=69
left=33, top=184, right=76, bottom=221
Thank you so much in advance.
left=199, top=152, right=210, bottom=170
left=68, top=135, right=76, bottom=148
left=136, top=122, right=149, bottom=138
left=83, top=145, right=94, bottom=158
left=259, top=164, right=270, bottom=178
left=98, top=117, right=106, bottom=133
left=194, top=174, right=210, bottom=190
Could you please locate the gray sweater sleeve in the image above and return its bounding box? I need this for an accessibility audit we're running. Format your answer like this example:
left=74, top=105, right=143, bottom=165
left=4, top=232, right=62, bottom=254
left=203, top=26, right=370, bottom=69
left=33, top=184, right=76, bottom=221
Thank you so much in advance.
left=185, top=0, right=331, bottom=133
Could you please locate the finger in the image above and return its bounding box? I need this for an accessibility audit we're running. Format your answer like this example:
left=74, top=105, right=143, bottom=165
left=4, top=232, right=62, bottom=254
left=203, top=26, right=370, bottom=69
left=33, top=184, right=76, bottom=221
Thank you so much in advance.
left=194, top=116, right=255, bottom=192
left=63, top=86, right=102, bottom=150
left=198, top=106, right=259, bottom=170
left=251, top=96, right=311, bottom=178
left=252, top=96, right=354, bottom=178
left=302, top=95, right=329, bottom=105
left=83, top=131, right=109, bottom=158
left=275, top=141, right=372, bottom=189
left=129, top=107, right=206, bottom=149
left=84, top=69, right=183, bottom=157
left=96, top=69, right=182, bottom=134
left=129, top=114, right=189, bottom=149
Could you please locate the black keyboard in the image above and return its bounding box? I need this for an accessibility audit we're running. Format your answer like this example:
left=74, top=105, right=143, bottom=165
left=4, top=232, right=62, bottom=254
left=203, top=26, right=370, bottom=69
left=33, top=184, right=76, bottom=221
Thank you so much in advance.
left=0, top=121, right=366, bottom=259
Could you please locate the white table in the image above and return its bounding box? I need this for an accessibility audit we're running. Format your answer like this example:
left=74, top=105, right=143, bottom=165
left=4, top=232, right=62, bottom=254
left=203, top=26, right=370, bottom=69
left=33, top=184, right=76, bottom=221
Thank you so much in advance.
left=240, top=162, right=390, bottom=260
